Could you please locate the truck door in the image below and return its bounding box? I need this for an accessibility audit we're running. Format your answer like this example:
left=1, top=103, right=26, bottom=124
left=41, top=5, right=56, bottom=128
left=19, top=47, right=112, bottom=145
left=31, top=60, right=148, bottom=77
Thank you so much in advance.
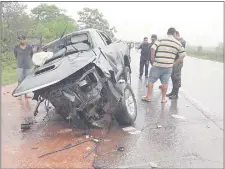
left=97, top=31, right=123, bottom=78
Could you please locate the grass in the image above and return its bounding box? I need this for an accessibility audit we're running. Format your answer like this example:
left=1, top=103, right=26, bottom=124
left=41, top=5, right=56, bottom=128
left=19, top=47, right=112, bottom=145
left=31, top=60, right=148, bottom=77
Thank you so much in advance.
left=186, top=49, right=223, bottom=63
left=1, top=52, right=17, bottom=86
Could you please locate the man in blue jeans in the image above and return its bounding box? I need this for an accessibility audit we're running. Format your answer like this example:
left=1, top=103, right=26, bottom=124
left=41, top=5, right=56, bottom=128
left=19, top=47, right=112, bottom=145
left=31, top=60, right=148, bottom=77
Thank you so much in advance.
left=142, top=28, right=186, bottom=103
left=14, top=35, right=34, bottom=99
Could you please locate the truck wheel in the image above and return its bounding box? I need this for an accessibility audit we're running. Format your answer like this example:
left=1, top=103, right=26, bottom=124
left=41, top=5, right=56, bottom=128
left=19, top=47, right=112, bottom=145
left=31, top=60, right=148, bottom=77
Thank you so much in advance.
left=115, top=84, right=137, bottom=125
left=124, top=66, right=131, bottom=85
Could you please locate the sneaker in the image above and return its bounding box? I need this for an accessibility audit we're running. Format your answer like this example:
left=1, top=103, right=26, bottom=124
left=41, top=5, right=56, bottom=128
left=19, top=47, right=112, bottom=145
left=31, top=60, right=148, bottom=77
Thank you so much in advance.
left=169, top=94, right=178, bottom=99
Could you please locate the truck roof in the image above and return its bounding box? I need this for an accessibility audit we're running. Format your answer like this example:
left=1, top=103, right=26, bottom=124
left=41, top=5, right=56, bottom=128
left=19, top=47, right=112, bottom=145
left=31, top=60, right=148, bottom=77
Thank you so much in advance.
left=42, top=28, right=98, bottom=49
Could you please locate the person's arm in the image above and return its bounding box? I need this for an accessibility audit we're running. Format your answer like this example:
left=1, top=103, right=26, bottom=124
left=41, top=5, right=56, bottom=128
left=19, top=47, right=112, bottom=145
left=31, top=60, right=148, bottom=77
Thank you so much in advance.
left=174, top=46, right=186, bottom=65
left=138, top=44, right=143, bottom=49
left=182, top=40, right=186, bottom=48
left=13, top=46, right=17, bottom=58
left=150, top=40, right=160, bottom=64
left=30, top=46, right=34, bottom=58
left=180, top=38, right=186, bottom=48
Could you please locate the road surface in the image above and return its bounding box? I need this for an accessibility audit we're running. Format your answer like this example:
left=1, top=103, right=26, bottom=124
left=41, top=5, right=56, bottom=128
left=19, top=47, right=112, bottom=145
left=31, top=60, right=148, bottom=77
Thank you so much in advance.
left=2, top=48, right=223, bottom=168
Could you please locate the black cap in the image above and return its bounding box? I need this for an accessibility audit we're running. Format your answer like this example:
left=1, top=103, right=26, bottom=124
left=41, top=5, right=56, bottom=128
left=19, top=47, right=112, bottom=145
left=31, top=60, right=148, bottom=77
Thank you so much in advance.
left=18, top=35, right=26, bottom=40
left=151, top=34, right=157, bottom=39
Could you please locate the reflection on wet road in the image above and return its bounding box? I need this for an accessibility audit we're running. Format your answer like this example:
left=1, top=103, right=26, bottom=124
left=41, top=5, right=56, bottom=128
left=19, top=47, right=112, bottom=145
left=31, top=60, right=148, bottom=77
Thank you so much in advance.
left=2, top=49, right=223, bottom=168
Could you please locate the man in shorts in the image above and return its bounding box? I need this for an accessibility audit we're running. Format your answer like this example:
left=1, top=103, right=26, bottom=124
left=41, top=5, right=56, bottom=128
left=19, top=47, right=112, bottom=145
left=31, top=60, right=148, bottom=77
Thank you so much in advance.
left=142, top=28, right=186, bottom=103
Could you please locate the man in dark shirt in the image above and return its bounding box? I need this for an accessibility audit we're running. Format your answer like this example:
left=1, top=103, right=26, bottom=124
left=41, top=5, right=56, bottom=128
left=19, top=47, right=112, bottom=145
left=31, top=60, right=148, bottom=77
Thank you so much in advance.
left=167, top=31, right=186, bottom=99
left=14, top=35, right=34, bottom=99
left=138, top=37, right=150, bottom=79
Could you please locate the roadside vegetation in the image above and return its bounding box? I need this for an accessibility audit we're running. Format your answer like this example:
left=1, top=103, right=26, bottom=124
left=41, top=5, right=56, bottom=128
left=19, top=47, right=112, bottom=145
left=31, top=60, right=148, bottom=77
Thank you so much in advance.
left=1, top=2, right=223, bottom=85
left=186, top=43, right=223, bottom=62
left=1, top=2, right=117, bottom=85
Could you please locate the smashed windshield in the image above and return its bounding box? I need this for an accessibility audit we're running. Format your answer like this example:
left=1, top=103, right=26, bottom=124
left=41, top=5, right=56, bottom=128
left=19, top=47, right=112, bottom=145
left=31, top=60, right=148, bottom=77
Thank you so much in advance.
left=43, top=33, right=92, bottom=57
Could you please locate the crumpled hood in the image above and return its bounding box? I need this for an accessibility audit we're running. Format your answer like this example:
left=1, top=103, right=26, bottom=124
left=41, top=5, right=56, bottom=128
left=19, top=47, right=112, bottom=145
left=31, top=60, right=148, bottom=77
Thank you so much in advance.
left=12, top=51, right=98, bottom=97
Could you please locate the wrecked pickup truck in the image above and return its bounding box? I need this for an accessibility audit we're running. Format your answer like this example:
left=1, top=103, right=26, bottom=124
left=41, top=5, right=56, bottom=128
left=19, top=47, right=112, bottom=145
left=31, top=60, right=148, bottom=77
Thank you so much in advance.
left=12, top=28, right=137, bottom=129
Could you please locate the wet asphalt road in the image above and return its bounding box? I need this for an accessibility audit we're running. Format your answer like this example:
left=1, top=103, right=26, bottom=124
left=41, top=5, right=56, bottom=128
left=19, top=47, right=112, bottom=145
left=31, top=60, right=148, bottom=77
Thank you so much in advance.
left=1, top=49, right=223, bottom=168
left=94, top=49, right=223, bottom=168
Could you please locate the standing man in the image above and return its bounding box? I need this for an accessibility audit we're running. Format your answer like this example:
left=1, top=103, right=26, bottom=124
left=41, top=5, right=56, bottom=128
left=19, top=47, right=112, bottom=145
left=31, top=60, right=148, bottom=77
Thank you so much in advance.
left=142, top=28, right=186, bottom=103
left=14, top=35, right=34, bottom=99
left=166, top=31, right=186, bottom=99
left=149, top=34, right=157, bottom=65
left=138, top=37, right=150, bottom=79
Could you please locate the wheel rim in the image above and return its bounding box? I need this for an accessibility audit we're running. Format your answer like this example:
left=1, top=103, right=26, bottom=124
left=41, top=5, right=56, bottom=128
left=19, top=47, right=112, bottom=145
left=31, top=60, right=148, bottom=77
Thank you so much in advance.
left=125, top=89, right=136, bottom=119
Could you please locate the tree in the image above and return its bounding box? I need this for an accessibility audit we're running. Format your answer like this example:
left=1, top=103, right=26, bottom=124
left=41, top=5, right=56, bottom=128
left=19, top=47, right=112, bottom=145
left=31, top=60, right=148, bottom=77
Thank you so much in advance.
left=77, top=8, right=117, bottom=38
left=216, top=42, right=223, bottom=52
left=30, top=4, right=77, bottom=44
left=197, top=46, right=203, bottom=52
left=1, top=2, right=32, bottom=51
left=31, top=4, right=65, bottom=22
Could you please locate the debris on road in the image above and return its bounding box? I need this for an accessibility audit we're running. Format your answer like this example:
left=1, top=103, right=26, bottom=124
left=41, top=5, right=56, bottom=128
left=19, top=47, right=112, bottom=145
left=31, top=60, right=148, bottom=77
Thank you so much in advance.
left=58, top=128, right=72, bottom=134
left=92, top=139, right=100, bottom=143
left=31, top=147, right=39, bottom=150
left=172, top=114, right=186, bottom=120
left=149, top=162, right=158, bottom=168
left=83, top=145, right=98, bottom=158
left=39, top=139, right=91, bottom=158
left=64, top=144, right=72, bottom=149
left=86, top=147, right=91, bottom=151
left=122, top=126, right=136, bottom=131
left=156, top=124, right=162, bottom=128
left=96, top=146, right=125, bottom=156
left=117, top=146, right=125, bottom=152
left=103, top=139, right=111, bottom=142
left=128, top=130, right=141, bottom=135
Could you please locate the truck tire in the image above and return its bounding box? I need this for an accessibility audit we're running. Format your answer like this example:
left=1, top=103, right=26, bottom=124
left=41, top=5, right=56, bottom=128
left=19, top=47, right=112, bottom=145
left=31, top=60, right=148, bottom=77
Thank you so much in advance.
left=115, top=84, right=137, bottom=125
left=124, top=66, right=131, bottom=85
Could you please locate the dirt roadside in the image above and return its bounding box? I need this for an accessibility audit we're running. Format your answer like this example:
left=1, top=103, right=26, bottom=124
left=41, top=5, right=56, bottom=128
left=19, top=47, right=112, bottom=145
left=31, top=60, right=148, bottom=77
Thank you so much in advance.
left=1, top=84, right=98, bottom=168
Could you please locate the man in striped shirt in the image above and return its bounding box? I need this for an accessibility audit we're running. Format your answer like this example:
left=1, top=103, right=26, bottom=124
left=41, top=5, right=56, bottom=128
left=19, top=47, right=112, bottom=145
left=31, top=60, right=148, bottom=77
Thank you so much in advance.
left=142, top=27, right=186, bottom=103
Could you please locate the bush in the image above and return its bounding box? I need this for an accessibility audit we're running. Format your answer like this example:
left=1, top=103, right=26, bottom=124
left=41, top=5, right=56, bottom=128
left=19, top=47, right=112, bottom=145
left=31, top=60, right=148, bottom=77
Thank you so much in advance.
left=186, top=47, right=223, bottom=63
left=1, top=52, right=17, bottom=85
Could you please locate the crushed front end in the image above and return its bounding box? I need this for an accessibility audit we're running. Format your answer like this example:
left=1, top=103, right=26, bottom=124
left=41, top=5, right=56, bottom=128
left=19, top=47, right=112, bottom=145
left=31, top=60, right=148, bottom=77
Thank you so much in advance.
left=35, top=63, right=122, bottom=128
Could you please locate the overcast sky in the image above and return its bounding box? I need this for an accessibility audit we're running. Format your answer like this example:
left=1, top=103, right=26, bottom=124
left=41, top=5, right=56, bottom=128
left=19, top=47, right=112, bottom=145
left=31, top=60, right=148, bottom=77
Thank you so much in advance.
left=24, top=2, right=223, bottom=47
